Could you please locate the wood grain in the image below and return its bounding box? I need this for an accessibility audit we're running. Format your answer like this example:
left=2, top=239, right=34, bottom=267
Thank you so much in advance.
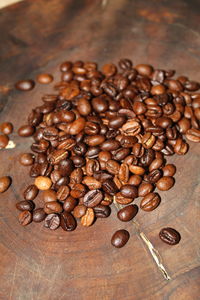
left=0, top=0, right=200, bottom=299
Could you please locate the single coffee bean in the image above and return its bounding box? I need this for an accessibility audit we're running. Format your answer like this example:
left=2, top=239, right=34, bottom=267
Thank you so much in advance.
left=63, top=196, right=77, bottom=212
left=93, top=204, right=111, bottom=218
left=44, top=201, right=63, bottom=214
left=138, top=183, right=154, bottom=197
left=111, top=229, right=130, bottom=248
left=162, top=164, right=176, bottom=177
left=156, top=176, right=175, bottom=191
left=129, top=165, right=145, bottom=175
left=135, top=64, right=153, bottom=76
left=34, top=176, right=52, bottom=190
left=44, top=213, right=60, bottom=230
left=159, top=227, right=181, bottom=245
left=118, top=163, right=129, bottom=183
left=73, top=204, right=87, bottom=218
left=106, top=160, right=120, bottom=175
left=42, top=189, right=57, bottom=202
left=128, top=175, right=142, bottom=186
left=114, top=192, right=133, bottom=205
left=117, top=204, right=138, bottom=222
left=56, top=185, right=70, bottom=201
left=120, top=184, right=138, bottom=198
left=0, top=176, right=11, bottom=193
left=83, top=189, right=103, bottom=207
left=140, top=192, right=161, bottom=211
left=102, top=179, right=118, bottom=195
left=23, top=185, right=38, bottom=200
left=33, top=208, right=46, bottom=222
left=60, top=211, right=77, bottom=231
left=15, top=79, right=35, bottom=91
left=149, top=158, right=163, bottom=172
left=0, top=122, right=13, bottom=135
left=18, top=125, right=35, bottom=137
left=16, top=200, right=35, bottom=211
left=19, top=153, right=35, bottom=166
left=70, top=183, right=86, bottom=198
left=0, top=134, right=9, bottom=148
left=81, top=208, right=95, bottom=226
left=82, top=176, right=102, bottom=190
left=185, top=128, right=200, bottom=143
left=37, top=73, right=53, bottom=84
left=18, top=210, right=32, bottom=226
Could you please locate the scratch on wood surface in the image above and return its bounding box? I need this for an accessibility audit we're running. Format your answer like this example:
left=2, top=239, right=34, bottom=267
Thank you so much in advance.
left=9, top=258, right=18, bottom=300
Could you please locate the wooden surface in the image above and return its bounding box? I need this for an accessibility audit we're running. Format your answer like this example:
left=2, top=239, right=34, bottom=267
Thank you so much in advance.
left=0, top=0, right=200, bottom=299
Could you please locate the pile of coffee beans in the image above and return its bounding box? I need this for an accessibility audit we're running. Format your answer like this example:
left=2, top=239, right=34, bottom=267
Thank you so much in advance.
left=15, top=59, right=200, bottom=247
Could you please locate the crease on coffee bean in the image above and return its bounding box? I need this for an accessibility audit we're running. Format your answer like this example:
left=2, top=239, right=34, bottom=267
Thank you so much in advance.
left=113, top=199, right=171, bottom=280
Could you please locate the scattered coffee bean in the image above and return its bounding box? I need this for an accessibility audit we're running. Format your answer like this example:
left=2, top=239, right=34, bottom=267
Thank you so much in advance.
left=0, top=134, right=9, bottom=149
left=0, top=122, right=13, bottom=135
left=60, top=211, right=77, bottom=231
left=140, top=193, right=161, bottom=211
left=33, top=208, right=46, bottom=222
left=159, top=227, right=181, bottom=245
left=111, top=229, right=130, bottom=248
left=117, top=204, right=138, bottom=221
left=44, top=213, right=60, bottom=230
left=16, top=200, right=35, bottom=211
left=37, top=74, right=53, bottom=84
left=156, top=176, right=175, bottom=191
left=19, top=153, right=35, bottom=166
left=15, top=79, right=35, bottom=91
left=18, top=210, right=32, bottom=226
left=23, top=184, right=38, bottom=200
left=0, top=176, right=11, bottom=193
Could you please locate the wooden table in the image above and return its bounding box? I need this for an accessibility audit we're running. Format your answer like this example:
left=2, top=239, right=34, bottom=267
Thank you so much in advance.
left=0, top=1, right=199, bottom=299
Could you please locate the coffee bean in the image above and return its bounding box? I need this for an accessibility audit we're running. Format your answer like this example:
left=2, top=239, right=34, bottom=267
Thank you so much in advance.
left=138, top=183, right=154, bottom=197
left=37, top=74, right=53, bottom=84
left=19, top=153, right=35, bottom=166
left=18, top=125, right=35, bottom=137
left=114, top=192, right=133, bottom=205
left=135, top=64, right=153, bottom=77
left=82, top=176, right=102, bottom=190
left=93, top=205, right=111, bottom=218
left=121, top=119, right=141, bottom=136
left=73, top=204, right=87, bottom=218
left=15, top=79, right=35, bottom=91
left=81, top=208, right=94, bottom=226
left=162, top=164, right=176, bottom=177
left=140, top=192, right=161, bottom=211
left=56, top=185, right=70, bottom=201
left=128, top=175, right=142, bottom=186
left=0, top=176, right=11, bottom=193
left=111, top=229, right=130, bottom=248
left=43, top=189, right=57, bottom=202
left=117, top=204, right=138, bottom=221
left=34, top=176, right=52, bottom=190
left=60, top=211, right=77, bottom=231
left=0, top=122, right=13, bottom=135
left=101, top=139, right=120, bottom=151
left=120, top=184, right=138, bottom=198
left=159, top=227, right=181, bottom=245
left=70, top=183, right=86, bottom=198
left=185, top=128, right=200, bottom=143
left=44, top=213, right=60, bottom=230
left=106, top=160, right=120, bottom=175
left=149, top=158, right=163, bottom=172
left=63, top=196, right=77, bottom=212
left=16, top=200, right=35, bottom=211
left=129, top=165, right=145, bottom=175
left=44, top=201, right=63, bottom=214
left=102, top=179, right=118, bottom=195
left=118, top=163, right=129, bottom=183
left=33, top=208, right=46, bottom=222
left=18, top=210, right=32, bottom=226
left=23, top=185, right=38, bottom=200
left=156, top=176, right=175, bottom=191
left=0, top=134, right=9, bottom=148
left=83, top=189, right=103, bottom=207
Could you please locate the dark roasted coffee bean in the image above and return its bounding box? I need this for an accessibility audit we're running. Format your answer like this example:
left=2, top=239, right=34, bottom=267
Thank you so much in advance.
left=82, top=176, right=101, bottom=189
left=73, top=142, right=87, bottom=155
left=59, top=159, right=74, bottom=176
left=18, top=125, right=35, bottom=137
left=60, top=211, right=77, bottom=231
left=23, top=185, right=38, bottom=201
left=102, top=179, right=118, bottom=195
left=106, top=160, right=120, bottom=175
left=56, top=185, right=70, bottom=201
left=117, top=204, right=138, bottom=221
left=0, top=176, right=11, bottom=193
left=162, top=164, right=176, bottom=176
left=16, top=200, right=35, bottom=211
left=70, top=183, right=86, bottom=198
left=140, top=192, right=161, bottom=211
left=83, top=189, right=103, bottom=207
left=111, top=229, right=130, bottom=248
left=93, top=171, right=113, bottom=182
left=0, top=134, right=9, bottom=148
left=63, top=196, right=77, bottom=212
left=138, top=183, right=154, bottom=197
left=159, top=227, right=181, bottom=245
left=73, top=204, right=87, bottom=218
left=128, top=175, right=142, bottom=186
left=101, top=139, right=120, bottom=151
left=44, top=213, right=60, bottom=230
left=85, top=146, right=100, bottom=158
left=44, top=201, right=63, bottom=214
left=120, top=184, right=138, bottom=198
left=15, top=79, right=35, bottom=91
left=19, top=153, right=35, bottom=166
left=18, top=210, right=32, bottom=226
left=43, top=189, right=57, bottom=202
left=114, top=192, right=133, bottom=205
left=146, top=169, right=162, bottom=183
left=70, top=168, right=83, bottom=184
left=93, top=204, right=111, bottom=218
left=185, top=128, right=200, bottom=143
left=33, top=208, right=46, bottom=222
